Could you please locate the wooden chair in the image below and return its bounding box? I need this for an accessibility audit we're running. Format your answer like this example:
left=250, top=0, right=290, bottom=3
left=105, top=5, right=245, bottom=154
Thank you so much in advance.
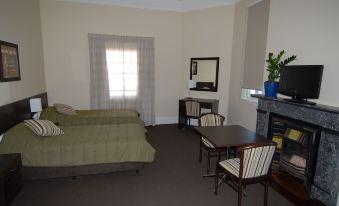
left=214, top=142, right=276, bottom=206
left=185, top=100, right=200, bottom=127
left=198, top=113, right=227, bottom=174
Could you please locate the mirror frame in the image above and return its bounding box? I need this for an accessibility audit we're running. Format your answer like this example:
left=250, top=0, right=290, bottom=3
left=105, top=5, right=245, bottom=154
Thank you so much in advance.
left=190, top=57, right=219, bottom=92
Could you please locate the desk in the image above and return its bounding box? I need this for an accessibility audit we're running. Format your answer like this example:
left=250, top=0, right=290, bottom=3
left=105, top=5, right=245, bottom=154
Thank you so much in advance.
left=178, top=97, right=219, bottom=129
left=194, top=125, right=272, bottom=150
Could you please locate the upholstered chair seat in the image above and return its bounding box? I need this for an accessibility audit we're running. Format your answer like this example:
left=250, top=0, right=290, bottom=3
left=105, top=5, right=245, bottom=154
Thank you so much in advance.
left=201, top=136, right=215, bottom=148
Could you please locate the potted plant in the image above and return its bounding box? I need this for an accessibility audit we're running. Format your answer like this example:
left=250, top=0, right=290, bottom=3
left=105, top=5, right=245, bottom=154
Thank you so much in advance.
left=265, top=50, right=297, bottom=97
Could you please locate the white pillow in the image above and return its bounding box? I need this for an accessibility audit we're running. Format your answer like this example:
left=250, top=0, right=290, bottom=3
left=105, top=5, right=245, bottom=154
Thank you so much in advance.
left=0, top=133, right=4, bottom=143
left=54, top=103, right=77, bottom=115
left=24, top=120, right=64, bottom=136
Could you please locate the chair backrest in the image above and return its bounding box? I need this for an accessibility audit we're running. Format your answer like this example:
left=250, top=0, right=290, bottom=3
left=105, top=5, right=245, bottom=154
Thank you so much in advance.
left=239, top=143, right=276, bottom=179
left=185, top=101, right=200, bottom=117
left=198, top=113, right=225, bottom=126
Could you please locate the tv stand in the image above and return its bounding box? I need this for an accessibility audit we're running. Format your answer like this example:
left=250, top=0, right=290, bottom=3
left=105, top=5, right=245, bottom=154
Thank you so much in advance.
left=283, top=98, right=316, bottom=106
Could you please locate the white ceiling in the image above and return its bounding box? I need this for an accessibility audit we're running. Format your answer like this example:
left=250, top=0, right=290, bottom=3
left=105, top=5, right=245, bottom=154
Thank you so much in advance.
left=59, top=0, right=240, bottom=12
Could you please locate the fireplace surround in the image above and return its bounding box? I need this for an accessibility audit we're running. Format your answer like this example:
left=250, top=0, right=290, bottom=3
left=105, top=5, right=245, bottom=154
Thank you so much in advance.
left=267, top=113, right=324, bottom=205
left=253, top=94, right=339, bottom=206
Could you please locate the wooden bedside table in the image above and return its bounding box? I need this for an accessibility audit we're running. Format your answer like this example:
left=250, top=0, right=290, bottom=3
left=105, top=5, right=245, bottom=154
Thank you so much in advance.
left=0, top=153, right=22, bottom=206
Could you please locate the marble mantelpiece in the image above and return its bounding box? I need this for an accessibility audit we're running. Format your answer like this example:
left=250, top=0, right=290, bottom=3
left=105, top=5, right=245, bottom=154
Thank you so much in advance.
left=253, top=95, right=339, bottom=206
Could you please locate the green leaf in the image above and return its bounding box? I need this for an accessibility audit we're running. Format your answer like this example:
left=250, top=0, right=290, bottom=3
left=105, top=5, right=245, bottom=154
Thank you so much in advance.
left=265, top=50, right=297, bottom=82
left=279, top=55, right=297, bottom=67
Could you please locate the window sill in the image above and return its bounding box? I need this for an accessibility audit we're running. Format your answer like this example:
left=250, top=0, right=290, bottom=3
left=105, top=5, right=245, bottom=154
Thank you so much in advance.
left=240, top=98, right=259, bottom=106
left=240, top=88, right=262, bottom=106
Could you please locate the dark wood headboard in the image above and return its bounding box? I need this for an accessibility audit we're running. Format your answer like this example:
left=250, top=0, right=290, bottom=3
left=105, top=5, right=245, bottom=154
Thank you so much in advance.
left=0, top=92, right=48, bottom=134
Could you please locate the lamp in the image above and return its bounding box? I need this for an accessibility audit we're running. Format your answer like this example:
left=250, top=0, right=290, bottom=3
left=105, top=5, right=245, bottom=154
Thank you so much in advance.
left=187, top=80, right=196, bottom=98
left=187, top=80, right=196, bottom=89
left=30, top=98, right=42, bottom=119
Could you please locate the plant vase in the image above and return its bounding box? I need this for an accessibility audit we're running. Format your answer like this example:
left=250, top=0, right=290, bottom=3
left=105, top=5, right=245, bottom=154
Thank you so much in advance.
left=264, top=81, right=279, bottom=98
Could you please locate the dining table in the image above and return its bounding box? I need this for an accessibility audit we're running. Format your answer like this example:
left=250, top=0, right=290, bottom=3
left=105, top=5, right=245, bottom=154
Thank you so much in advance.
left=194, top=125, right=274, bottom=177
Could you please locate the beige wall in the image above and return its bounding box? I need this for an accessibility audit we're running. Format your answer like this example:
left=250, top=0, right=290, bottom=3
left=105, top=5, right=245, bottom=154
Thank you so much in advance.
left=228, top=0, right=339, bottom=131
left=0, top=0, right=46, bottom=106
left=40, top=0, right=185, bottom=124
left=40, top=1, right=235, bottom=124
left=266, top=0, right=339, bottom=106
left=183, top=6, right=235, bottom=122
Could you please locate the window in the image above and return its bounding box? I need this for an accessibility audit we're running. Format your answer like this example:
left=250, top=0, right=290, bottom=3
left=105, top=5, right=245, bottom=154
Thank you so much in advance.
left=89, top=33, right=155, bottom=125
left=106, top=50, right=138, bottom=97
left=241, top=88, right=263, bottom=103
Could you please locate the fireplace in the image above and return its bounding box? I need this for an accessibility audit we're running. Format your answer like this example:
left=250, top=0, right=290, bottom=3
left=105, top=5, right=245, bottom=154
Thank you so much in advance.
left=268, top=113, right=321, bottom=203
left=253, top=94, right=339, bottom=206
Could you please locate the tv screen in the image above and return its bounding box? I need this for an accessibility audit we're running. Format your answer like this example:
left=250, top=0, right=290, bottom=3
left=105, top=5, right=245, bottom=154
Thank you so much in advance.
left=278, top=65, right=323, bottom=101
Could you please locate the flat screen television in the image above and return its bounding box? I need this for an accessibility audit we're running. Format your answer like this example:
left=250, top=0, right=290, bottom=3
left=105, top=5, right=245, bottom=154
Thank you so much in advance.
left=278, top=65, right=323, bottom=104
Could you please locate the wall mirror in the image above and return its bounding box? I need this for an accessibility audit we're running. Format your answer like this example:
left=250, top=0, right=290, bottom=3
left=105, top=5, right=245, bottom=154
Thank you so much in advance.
left=190, top=57, right=219, bottom=92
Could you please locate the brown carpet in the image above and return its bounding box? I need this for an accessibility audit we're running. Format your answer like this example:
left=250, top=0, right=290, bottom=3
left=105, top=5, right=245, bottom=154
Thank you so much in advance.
left=12, top=124, right=293, bottom=206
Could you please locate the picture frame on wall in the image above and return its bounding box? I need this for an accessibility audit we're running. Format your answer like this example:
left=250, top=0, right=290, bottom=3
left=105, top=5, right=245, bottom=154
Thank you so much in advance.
left=0, top=40, right=21, bottom=82
left=192, top=61, right=198, bottom=75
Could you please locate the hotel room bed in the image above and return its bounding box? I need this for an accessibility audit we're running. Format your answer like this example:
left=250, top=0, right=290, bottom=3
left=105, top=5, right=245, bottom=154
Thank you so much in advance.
left=40, top=107, right=144, bottom=126
left=0, top=122, right=155, bottom=179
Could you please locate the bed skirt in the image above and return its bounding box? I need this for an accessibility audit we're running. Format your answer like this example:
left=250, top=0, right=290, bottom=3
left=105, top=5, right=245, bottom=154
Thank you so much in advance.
left=22, top=162, right=145, bottom=180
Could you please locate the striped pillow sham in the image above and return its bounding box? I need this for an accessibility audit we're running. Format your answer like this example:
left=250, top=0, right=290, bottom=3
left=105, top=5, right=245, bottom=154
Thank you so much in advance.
left=24, top=120, right=64, bottom=136
left=54, top=103, right=77, bottom=115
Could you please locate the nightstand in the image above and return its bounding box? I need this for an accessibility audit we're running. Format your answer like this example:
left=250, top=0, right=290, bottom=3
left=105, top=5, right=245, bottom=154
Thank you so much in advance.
left=0, top=153, right=22, bottom=206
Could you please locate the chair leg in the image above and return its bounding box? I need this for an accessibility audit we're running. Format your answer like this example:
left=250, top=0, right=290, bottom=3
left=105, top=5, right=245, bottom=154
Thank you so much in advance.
left=217, top=151, right=221, bottom=162
left=238, top=181, right=243, bottom=206
left=214, top=164, right=219, bottom=195
left=199, top=142, right=202, bottom=163
left=184, top=117, right=188, bottom=131
left=207, top=151, right=211, bottom=174
left=264, top=177, right=269, bottom=206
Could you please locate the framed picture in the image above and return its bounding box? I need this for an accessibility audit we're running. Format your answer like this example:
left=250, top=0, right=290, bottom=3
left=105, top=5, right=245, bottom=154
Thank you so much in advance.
left=0, top=40, right=21, bottom=82
left=192, top=61, right=198, bottom=75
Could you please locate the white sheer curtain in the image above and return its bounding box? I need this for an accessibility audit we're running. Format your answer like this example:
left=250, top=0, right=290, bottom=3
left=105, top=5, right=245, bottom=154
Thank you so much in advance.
left=88, top=34, right=155, bottom=125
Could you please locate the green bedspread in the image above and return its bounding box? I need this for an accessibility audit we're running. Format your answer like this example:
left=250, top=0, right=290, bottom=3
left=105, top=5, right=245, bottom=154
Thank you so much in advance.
left=40, top=107, right=144, bottom=126
left=0, top=123, right=155, bottom=167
